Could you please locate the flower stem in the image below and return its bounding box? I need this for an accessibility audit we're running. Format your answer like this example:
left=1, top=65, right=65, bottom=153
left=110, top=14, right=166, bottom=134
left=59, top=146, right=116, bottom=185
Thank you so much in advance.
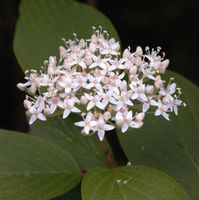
left=101, top=137, right=117, bottom=168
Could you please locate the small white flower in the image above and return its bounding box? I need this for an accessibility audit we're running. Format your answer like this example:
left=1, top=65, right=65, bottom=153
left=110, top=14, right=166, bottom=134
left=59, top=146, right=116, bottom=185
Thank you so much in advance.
left=28, top=106, right=46, bottom=125
left=87, top=74, right=103, bottom=92
left=97, top=90, right=117, bottom=109
left=84, top=93, right=103, bottom=110
left=129, top=83, right=147, bottom=101
left=94, top=115, right=114, bottom=141
left=141, top=98, right=157, bottom=112
left=113, top=91, right=133, bottom=110
left=89, top=55, right=109, bottom=69
left=152, top=100, right=170, bottom=120
left=48, top=56, right=57, bottom=75
left=60, top=99, right=80, bottom=119
left=57, top=76, right=73, bottom=94
left=17, top=27, right=184, bottom=140
left=75, top=113, right=97, bottom=135
left=100, top=38, right=120, bottom=56
left=115, top=111, right=135, bottom=133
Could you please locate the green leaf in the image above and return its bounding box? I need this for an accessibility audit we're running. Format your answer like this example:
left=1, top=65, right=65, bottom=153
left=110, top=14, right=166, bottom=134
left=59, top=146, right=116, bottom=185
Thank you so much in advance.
left=14, top=0, right=119, bottom=71
left=118, top=71, right=199, bottom=199
left=30, top=114, right=108, bottom=171
left=0, top=129, right=82, bottom=200
left=53, top=184, right=81, bottom=200
left=82, top=166, right=190, bottom=200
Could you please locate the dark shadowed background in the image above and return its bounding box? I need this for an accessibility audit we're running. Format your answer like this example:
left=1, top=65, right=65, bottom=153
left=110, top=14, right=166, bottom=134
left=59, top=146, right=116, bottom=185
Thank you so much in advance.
left=0, top=0, right=198, bottom=132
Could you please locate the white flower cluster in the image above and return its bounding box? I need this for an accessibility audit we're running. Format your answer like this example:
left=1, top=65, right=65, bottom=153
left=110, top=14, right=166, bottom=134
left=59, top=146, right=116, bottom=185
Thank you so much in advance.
left=17, top=27, right=185, bottom=141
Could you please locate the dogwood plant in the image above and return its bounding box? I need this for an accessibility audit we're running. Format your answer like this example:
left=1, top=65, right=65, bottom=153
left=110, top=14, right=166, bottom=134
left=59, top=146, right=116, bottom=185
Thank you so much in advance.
left=17, top=27, right=185, bottom=141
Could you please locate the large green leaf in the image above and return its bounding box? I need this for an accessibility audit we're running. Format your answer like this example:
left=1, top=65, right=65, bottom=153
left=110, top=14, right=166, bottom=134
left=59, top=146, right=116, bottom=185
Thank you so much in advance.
left=0, top=129, right=82, bottom=200
left=53, top=184, right=81, bottom=200
left=82, top=166, right=190, bottom=200
left=118, top=71, right=199, bottom=199
left=30, top=114, right=108, bottom=171
left=13, top=0, right=118, bottom=70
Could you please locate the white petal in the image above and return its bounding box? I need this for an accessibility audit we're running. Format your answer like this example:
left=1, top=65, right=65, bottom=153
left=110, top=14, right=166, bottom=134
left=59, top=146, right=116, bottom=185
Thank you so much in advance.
left=71, top=107, right=81, bottom=113
left=38, top=113, right=47, bottom=121
left=122, top=124, right=129, bottom=133
left=98, top=115, right=105, bottom=124
left=95, top=84, right=103, bottom=92
left=105, top=124, right=115, bottom=131
left=102, top=99, right=109, bottom=107
left=126, top=99, right=133, bottom=106
left=90, top=121, right=97, bottom=127
left=109, top=97, right=117, bottom=104
left=29, top=115, right=37, bottom=125
left=115, top=112, right=123, bottom=121
left=97, top=130, right=105, bottom=141
left=140, top=94, right=148, bottom=101
left=50, top=104, right=57, bottom=114
left=63, top=109, right=70, bottom=119
left=150, top=100, right=159, bottom=106
left=162, top=112, right=170, bottom=120
left=82, top=82, right=89, bottom=89
left=131, top=93, right=138, bottom=100
left=89, top=62, right=97, bottom=69
left=74, top=121, right=85, bottom=127
left=99, top=63, right=107, bottom=69
left=79, top=61, right=86, bottom=69
left=84, top=93, right=91, bottom=100
left=58, top=101, right=64, bottom=108
left=174, top=106, right=178, bottom=115
left=142, top=103, right=150, bottom=112
left=169, top=83, right=176, bottom=94
left=118, top=72, right=125, bottom=79
left=126, top=111, right=133, bottom=120
left=89, top=43, right=97, bottom=52
left=109, top=65, right=116, bottom=71
left=84, top=126, right=90, bottom=135
left=130, top=121, right=140, bottom=128
left=65, top=87, right=71, bottom=94
left=86, top=83, right=94, bottom=89
left=87, top=101, right=95, bottom=110
left=155, top=109, right=161, bottom=116
left=96, top=101, right=106, bottom=110
left=116, top=102, right=123, bottom=110
left=58, top=81, right=65, bottom=88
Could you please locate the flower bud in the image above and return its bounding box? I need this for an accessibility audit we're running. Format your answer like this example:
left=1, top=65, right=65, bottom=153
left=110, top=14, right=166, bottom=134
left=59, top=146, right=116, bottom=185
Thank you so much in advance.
left=80, top=96, right=88, bottom=105
left=153, top=60, right=161, bottom=70
left=104, top=111, right=111, bottom=121
left=28, top=84, right=37, bottom=94
left=123, top=48, right=131, bottom=58
left=135, top=46, right=143, bottom=57
left=91, top=34, right=98, bottom=43
left=155, top=79, right=163, bottom=89
left=59, top=46, right=67, bottom=60
left=44, top=107, right=52, bottom=115
left=163, top=96, right=169, bottom=103
left=155, top=76, right=163, bottom=88
left=17, top=83, right=27, bottom=91
left=159, top=59, right=169, bottom=73
left=48, top=56, right=56, bottom=75
left=129, top=65, right=137, bottom=74
left=86, top=57, right=93, bottom=66
left=79, top=39, right=86, bottom=48
left=89, top=43, right=97, bottom=52
left=136, top=112, right=145, bottom=121
left=134, top=57, right=142, bottom=66
left=146, top=85, right=154, bottom=94
left=24, top=99, right=31, bottom=109
left=120, top=80, right=127, bottom=90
